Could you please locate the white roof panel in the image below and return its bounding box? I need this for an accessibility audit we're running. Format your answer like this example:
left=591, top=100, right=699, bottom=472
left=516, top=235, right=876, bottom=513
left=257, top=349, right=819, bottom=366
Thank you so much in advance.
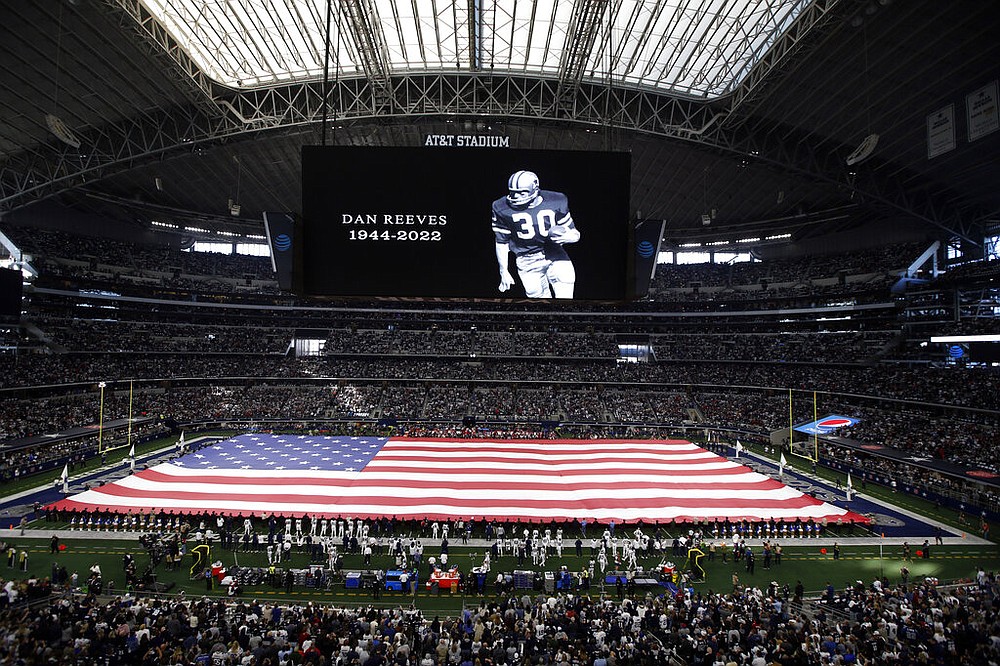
left=141, top=0, right=812, bottom=98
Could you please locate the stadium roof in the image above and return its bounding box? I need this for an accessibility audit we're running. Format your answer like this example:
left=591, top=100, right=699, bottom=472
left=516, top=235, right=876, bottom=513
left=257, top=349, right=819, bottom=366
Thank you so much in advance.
left=0, top=0, right=997, bottom=246
left=142, top=0, right=809, bottom=98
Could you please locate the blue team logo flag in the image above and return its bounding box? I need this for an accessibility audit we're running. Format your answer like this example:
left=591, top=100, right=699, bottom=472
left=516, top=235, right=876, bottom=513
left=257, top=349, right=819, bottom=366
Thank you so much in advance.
left=794, top=415, right=859, bottom=435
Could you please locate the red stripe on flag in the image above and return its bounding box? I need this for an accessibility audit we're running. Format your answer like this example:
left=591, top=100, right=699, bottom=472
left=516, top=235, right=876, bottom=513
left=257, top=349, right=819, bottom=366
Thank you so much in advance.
left=135, top=469, right=784, bottom=492
left=64, top=483, right=831, bottom=510
left=358, top=465, right=747, bottom=477
left=369, top=454, right=714, bottom=466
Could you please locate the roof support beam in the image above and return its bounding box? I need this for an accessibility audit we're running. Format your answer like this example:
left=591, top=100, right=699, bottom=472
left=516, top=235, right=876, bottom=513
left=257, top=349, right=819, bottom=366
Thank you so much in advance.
left=555, top=0, right=611, bottom=107
left=339, top=0, right=391, bottom=88
left=105, top=0, right=224, bottom=115
left=724, top=0, right=868, bottom=125
left=0, top=73, right=981, bottom=243
left=468, top=0, right=481, bottom=71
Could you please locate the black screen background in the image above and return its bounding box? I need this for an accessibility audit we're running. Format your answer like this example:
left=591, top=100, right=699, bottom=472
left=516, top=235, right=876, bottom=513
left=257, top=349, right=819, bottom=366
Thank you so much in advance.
left=0, top=267, right=22, bottom=317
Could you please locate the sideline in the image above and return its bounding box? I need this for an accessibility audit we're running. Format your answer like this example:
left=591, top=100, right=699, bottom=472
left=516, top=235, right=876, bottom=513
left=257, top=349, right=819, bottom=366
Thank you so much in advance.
left=0, top=435, right=221, bottom=511
left=723, top=447, right=992, bottom=546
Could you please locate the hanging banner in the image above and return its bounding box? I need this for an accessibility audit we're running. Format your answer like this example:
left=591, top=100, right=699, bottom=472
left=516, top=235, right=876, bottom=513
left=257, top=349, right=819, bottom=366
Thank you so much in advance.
left=263, top=212, right=295, bottom=291
left=633, top=220, right=665, bottom=298
left=927, top=104, right=955, bottom=159
left=967, top=81, right=999, bottom=142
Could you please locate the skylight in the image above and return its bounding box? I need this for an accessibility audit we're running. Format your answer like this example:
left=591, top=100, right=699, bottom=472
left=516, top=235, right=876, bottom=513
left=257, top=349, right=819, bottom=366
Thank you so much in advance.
left=141, top=0, right=811, bottom=99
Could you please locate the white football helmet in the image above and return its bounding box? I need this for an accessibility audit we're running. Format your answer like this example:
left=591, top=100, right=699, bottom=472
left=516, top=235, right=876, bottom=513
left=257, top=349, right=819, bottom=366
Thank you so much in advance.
left=507, top=170, right=540, bottom=208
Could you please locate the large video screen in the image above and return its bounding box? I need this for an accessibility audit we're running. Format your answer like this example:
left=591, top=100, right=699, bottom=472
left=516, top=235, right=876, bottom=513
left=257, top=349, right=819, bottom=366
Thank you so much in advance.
left=301, top=146, right=630, bottom=300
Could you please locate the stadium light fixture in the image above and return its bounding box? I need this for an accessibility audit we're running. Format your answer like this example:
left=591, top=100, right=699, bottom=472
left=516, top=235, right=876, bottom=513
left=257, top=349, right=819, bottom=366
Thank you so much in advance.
left=930, top=335, right=1000, bottom=343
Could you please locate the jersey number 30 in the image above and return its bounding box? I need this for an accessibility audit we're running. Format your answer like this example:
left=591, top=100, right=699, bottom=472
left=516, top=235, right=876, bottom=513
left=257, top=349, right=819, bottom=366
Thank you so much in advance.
left=512, top=209, right=558, bottom=239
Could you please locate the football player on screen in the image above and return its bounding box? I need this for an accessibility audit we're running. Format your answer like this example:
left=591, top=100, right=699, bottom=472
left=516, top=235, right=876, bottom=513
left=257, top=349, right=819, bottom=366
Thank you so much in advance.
left=492, top=170, right=581, bottom=299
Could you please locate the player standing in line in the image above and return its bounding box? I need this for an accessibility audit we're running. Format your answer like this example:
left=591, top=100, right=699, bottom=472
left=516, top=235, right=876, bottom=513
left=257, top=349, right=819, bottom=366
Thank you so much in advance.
left=492, top=170, right=580, bottom=298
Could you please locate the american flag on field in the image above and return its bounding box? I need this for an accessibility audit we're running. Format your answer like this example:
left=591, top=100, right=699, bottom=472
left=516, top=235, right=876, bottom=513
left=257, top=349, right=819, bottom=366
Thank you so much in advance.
left=49, top=435, right=868, bottom=524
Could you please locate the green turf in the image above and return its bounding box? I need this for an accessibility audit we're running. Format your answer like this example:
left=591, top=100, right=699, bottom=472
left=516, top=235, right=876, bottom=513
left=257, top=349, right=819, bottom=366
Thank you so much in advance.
left=4, top=535, right=997, bottom=615
left=5, top=432, right=996, bottom=615
left=695, top=543, right=1000, bottom=595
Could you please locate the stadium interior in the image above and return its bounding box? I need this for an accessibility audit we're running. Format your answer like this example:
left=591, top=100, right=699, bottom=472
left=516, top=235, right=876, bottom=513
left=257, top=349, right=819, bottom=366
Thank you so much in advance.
left=1, top=1, right=999, bottom=664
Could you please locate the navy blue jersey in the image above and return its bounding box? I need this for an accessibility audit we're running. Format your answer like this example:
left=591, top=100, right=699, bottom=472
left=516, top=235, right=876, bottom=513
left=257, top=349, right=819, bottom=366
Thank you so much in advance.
left=492, top=190, right=577, bottom=256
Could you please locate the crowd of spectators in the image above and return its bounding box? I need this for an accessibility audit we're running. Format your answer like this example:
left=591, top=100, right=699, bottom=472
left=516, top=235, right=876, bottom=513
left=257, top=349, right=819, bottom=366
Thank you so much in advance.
left=468, top=387, right=519, bottom=421
left=0, top=431, right=131, bottom=487
left=600, top=389, right=659, bottom=423
left=0, top=386, right=332, bottom=443
left=650, top=241, right=926, bottom=290
left=905, top=318, right=999, bottom=339
left=13, top=317, right=910, bottom=363
left=421, top=385, right=470, bottom=421
left=652, top=331, right=899, bottom=364
left=4, top=225, right=275, bottom=280
left=5, top=353, right=996, bottom=412
left=0, top=392, right=112, bottom=442
left=328, top=385, right=385, bottom=419
left=893, top=317, right=1000, bottom=362
left=3, top=359, right=999, bottom=470
left=379, top=387, right=432, bottom=422
left=647, top=278, right=892, bottom=308
left=35, top=258, right=283, bottom=296
left=931, top=256, right=1000, bottom=286
left=0, top=325, right=21, bottom=348
left=6, top=222, right=934, bottom=310
left=21, top=223, right=917, bottom=306
left=695, top=392, right=788, bottom=435
left=0, top=569, right=997, bottom=665
left=815, top=442, right=1000, bottom=517
left=36, top=319, right=291, bottom=355
left=836, top=408, right=998, bottom=470
left=25, top=289, right=903, bottom=335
